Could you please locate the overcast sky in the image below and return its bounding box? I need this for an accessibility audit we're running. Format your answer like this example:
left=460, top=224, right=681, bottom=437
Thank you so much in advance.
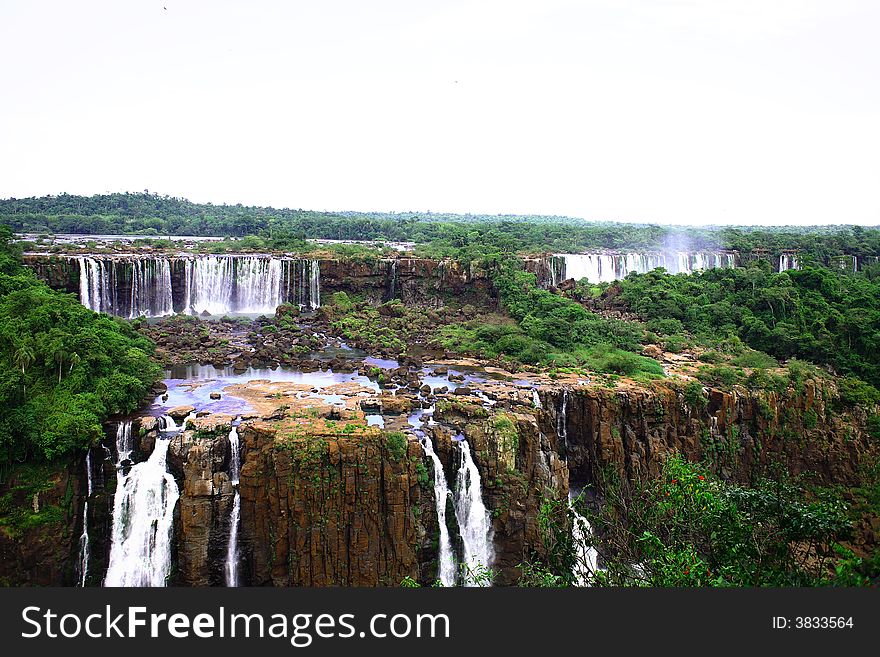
left=1, top=0, right=878, bottom=225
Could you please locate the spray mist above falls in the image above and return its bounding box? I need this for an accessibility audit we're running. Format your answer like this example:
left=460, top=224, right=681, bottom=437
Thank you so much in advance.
left=75, top=254, right=321, bottom=317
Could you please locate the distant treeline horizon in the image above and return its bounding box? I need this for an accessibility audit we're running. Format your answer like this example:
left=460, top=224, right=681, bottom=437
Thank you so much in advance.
left=2, top=191, right=880, bottom=258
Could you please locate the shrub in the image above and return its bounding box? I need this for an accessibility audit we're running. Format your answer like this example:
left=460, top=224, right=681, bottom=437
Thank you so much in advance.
left=731, top=350, right=779, bottom=369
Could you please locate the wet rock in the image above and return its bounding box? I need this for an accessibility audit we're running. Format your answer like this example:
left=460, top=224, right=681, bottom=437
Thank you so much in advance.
left=377, top=395, right=413, bottom=415
left=453, top=386, right=472, bottom=396
left=209, top=392, right=222, bottom=400
left=168, top=405, right=196, bottom=421
left=360, top=398, right=382, bottom=413
left=139, top=416, right=159, bottom=432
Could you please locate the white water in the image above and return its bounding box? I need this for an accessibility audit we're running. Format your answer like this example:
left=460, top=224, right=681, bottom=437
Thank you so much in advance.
left=75, top=254, right=320, bottom=317
left=556, top=251, right=735, bottom=284
left=77, top=449, right=93, bottom=587
left=77, top=256, right=173, bottom=317
left=419, top=436, right=457, bottom=586
left=115, top=419, right=134, bottom=464
left=779, top=253, right=799, bottom=272
left=453, top=439, right=494, bottom=586
left=558, top=389, right=569, bottom=454
left=225, top=423, right=241, bottom=587
left=569, top=493, right=598, bottom=587
left=104, top=423, right=180, bottom=587
left=129, top=257, right=173, bottom=318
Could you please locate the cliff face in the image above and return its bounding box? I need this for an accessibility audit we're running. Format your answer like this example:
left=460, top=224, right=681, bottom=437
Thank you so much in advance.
left=237, top=424, right=435, bottom=586
left=22, top=254, right=498, bottom=309
left=0, top=448, right=115, bottom=586
left=22, top=254, right=80, bottom=295
left=542, top=379, right=875, bottom=488
left=165, top=415, right=237, bottom=586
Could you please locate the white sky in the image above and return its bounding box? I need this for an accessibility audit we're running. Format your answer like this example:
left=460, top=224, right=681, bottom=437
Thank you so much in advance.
left=1, top=0, right=878, bottom=225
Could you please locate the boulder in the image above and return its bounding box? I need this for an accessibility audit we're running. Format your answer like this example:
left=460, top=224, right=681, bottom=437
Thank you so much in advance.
left=168, top=405, right=196, bottom=421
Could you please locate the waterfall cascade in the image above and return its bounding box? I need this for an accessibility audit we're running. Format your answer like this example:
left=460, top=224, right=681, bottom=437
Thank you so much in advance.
left=419, top=436, right=457, bottom=586
left=77, top=449, right=93, bottom=587
left=225, top=422, right=241, bottom=587
left=78, top=256, right=173, bottom=317
left=453, top=439, right=494, bottom=586
left=104, top=421, right=180, bottom=587
left=558, top=389, right=569, bottom=455
left=569, top=492, right=598, bottom=587
left=74, top=255, right=320, bottom=317
left=779, top=254, right=800, bottom=272
left=386, top=260, right=399, bottom=300
left=555, top=251, right=735, bottom=284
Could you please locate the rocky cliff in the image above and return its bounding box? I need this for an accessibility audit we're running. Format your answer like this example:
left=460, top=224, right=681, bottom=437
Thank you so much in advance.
left=22, top=254, right=499, bottom=309
left=542, top=378, right=875, bottom=488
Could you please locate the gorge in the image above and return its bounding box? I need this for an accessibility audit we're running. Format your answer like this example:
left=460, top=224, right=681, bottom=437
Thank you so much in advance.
left=1, top=242, right=878, bottom=588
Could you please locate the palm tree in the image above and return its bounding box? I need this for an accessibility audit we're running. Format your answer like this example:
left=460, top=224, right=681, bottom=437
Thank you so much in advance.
left=67, top=351, right=81, bottom=374
left=13, top=343, right=35, bottom=398
left=52, top=345, right=68, bottom=385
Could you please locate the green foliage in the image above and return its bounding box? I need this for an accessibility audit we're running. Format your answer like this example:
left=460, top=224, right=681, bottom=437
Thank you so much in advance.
left=683, top=381, right=708, bottom=411
left=522, top=458, right=862, bottom=587
left=384, top=431, right=408, bottom=462
left=698, top=364, right=744, bottom=388
left=0, top=226, right=160, bottom=464
left=836, top=377, right=880, bottom=408
left=618, top=264, right=880, bottom=390
left=7, top=194, right=880, bottom=267
left=730, top=349, right=779, bottom=369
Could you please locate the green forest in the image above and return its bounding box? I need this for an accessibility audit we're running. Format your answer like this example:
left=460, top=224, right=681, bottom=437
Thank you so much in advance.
left=0, top=226, right=159, bottom=465
left=3, top=192, right=880, bottom=260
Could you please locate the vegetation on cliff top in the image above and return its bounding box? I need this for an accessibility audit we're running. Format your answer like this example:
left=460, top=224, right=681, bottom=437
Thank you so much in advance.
left=0, top=226, right=160, bottom=464
left=617, top=263, right=880, bottom=391
left=5, top=192, right=880, bottom=261
left=522, top=457, right=873, bottom=587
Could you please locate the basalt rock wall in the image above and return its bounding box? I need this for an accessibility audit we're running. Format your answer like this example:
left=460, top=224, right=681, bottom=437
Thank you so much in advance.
left=542, top=380, right=875, bottom=488
left=236, top=424, right=436, bottom=586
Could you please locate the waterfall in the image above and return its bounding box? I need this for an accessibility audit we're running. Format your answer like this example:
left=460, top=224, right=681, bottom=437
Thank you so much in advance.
left=779, top=254, right=799, bottom=272
left=104, top=423, right=180, bottom=587
left=77, top=256, right=172, bottom=317
left=286, top=259, right=321, bottom=311
left=129, top=257, right=173, bottom=318
left=569, top=492, right=598, bottom=587
left=77, top=449, right=93, bottom=587
left=555, top=251, right=734, bottom=284
left=184, top=255, right=236, bottom=314
left=158, top=415, right=178, bottom=432
left=74, top=254, right=320, bottom=317
left=419, top=436, right=456, bottom=586
left=558, top=389, right=569, bottom=455
left=78, top=256, right=111, bottom=312
left=225, top=423, right=241, bottom=587
left=184, top=256, right=320, bottom=314
left=453, top=439, right=493, bottom=586
left=386, top=260, right=399, bottom=300
left=532, top=389, right=542, bottom=409
left=116, top=419, right=134, bottom=465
